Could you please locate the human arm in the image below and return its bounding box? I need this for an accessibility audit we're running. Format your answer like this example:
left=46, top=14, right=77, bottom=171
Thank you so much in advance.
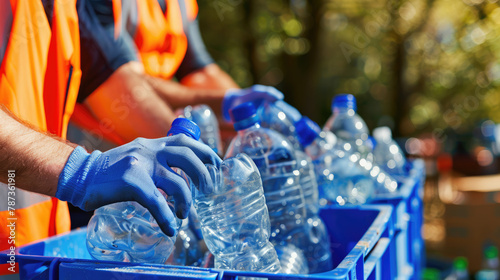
left=146, top=17, right=240, bottom=119
left=84, top=63, right=295, bottom=143
left=83, top=61, right=235, bottom=143
left=56, top=134, right=220, bottom=236
left=77, top=0, right=291, bottom=142
left=174, top=17, right=239, bottom=92
left=145, top=71, right=231, bottom=119
left=0, top=106, right=221, bottom=236
left=83, top=61, right=179, bottom=143
left=0, top=107, right=75, bottom=196
left=180, top=64, right=239, bottom=91
left=76, top=1, right=235, bottom=142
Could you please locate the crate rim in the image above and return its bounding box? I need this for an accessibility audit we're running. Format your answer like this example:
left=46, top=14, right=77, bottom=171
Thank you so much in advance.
left=0, top=204, right=394, bottom=279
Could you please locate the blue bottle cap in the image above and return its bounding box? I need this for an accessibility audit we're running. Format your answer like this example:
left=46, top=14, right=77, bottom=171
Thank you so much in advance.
left=229, top=102, right=260, bottom=131
left=168, top=118, right=201, bottom=140
left=294, top=116, right=321, bottom=147
left=332, top=93, right=357, bottom=111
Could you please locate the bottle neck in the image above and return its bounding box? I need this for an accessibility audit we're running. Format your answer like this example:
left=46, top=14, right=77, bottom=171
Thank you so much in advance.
left=236, top=122, right=261, bottom=134
left=486, top=257, right=499, bottom=269
left=374, top=136, right=391, bottom=145
left=333, top=106, right=356, bottom=115
left=304, top=134, right=329, bottom=160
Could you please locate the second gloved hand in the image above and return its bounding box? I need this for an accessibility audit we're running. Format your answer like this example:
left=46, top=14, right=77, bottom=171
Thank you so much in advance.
left=222, top=85, right=302, bottom=123
left=56, top=135, right=221, bottom=237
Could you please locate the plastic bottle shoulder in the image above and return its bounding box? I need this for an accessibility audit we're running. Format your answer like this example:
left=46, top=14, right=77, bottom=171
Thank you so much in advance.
left=326, top=111, right=369, bottom=140
left=226, top=126, right=298, bottom=171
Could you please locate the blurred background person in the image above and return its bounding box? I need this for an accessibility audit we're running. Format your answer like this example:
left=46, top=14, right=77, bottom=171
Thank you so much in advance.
left=0, top=0, right=226, bottom=251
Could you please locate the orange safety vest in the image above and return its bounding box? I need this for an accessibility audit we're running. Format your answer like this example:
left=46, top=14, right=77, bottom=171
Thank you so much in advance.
left=71, top=0, right=198, bottom=145
left=0, top=0, right=80, bottom=254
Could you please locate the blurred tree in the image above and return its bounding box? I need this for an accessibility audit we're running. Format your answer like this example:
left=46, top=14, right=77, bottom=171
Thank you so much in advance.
left=198, top=0, right=500, bottom=137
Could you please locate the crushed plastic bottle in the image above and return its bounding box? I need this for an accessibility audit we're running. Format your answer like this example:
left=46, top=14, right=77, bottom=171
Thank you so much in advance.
left=194, top=153, right=281, bottom=272
left=255, top=100, right=333, bottom=273
left=170, top=118, right=281, bottom=273
left=324, top=94, right=373, bottom=161
left=86, top=195, right=179, bottom=263
left=225, top=102, right=309, bottom=274
left=295, top=117, right=398, bottom=205
left=372, top=126, right=408, bottom=177
left=180, top=104, right=222, bottom=155
left=167, top=218, right=205, bottom=267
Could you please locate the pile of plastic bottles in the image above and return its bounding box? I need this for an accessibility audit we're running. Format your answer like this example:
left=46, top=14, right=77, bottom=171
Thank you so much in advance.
left=436, top=246, right=500, bottom=280
left=86, top=93, right=410, bottom=274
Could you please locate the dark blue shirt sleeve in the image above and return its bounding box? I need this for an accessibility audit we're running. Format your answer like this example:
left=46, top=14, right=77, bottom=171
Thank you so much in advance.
left=77, top=0, right=138, bottom=103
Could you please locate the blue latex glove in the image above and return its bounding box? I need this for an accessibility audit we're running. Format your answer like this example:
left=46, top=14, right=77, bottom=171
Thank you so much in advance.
left=56, top=135, right=221, bottom=236
left=188, top=204, right=204, bottom=240
left=222, top=85, right=284, bottom=121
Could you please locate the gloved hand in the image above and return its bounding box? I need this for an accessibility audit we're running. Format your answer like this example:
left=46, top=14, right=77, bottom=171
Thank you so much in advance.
left=222, top=85, right=284, bottom=121
left=188, top=204, right=204, bottom=240
left=56, top=135, right=221, bottom=237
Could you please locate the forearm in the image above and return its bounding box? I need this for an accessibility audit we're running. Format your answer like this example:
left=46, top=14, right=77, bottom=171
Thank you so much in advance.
left=84, top=62, right=237, bottom=142
left=146, top=75, right=228, bottom=115
left=148, top=64, right=239, bottom=114
left=0, top=108, right=75, bottom=196
left=84, top=62, right=178, bottom=142
left=180, top=64, right=239, bottom=91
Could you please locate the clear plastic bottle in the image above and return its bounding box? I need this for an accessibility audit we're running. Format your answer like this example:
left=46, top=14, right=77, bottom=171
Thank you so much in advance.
left=423, top=268, right=441, bottom=280
left=168, top=218, right=206, bottom=267
left=168, top=118, right=281, bottom=273
left=324, top=94, right=373, bottom=161
left=295, top=117, right=398, bottom=205
left=86, top=195, right=179, bottom=263
left=225, top=102, right=309, bottom=274
left=193, top=153, right=281, bottom=272
left=275, top=244, right=309, bottom=274
left=257, top=101, right=319, bottom=214
left=372, top=126, right=408, bottom=177
left=180, top=104, right=222, bottom=155
left=257, top=100, right=301, bottom=147
left=476, top=246, right=500, bottom=280
left=445, top=257, right=469, bottom=280
left=257, top=101, right=333, bottom=273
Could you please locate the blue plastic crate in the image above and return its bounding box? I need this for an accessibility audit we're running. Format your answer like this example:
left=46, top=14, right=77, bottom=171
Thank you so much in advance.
left=0, top=205, right=394, bottom=280
left=370, top=159, right=426, bottom=280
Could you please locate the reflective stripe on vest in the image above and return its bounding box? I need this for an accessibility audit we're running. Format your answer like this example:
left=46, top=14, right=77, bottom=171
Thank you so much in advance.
left=0, top=0, right=79, bottom=251
left=0, top=191, right=70, bottom=249
left=0, top=185, right=51, bottom=211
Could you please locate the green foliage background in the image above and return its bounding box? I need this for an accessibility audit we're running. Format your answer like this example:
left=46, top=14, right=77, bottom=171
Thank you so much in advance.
left=198, top=0, right=500, bottom=137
